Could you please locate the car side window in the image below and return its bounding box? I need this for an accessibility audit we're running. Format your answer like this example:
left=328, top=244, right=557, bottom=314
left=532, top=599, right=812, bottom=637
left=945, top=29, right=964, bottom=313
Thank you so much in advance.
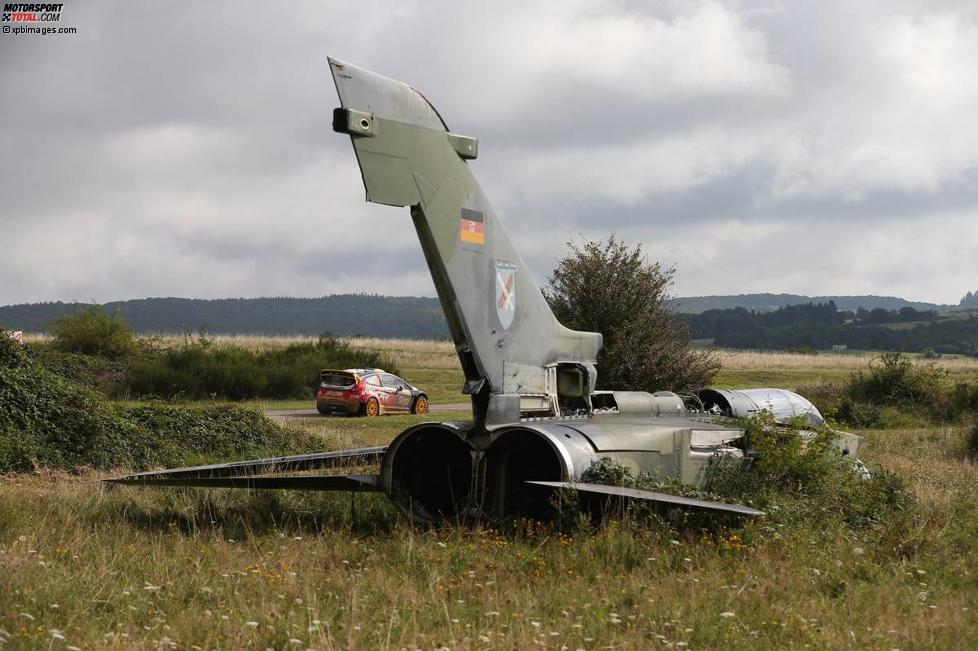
left=380, top=373, right=403, bottom=389
left=363, top=374, right=382, bottom=387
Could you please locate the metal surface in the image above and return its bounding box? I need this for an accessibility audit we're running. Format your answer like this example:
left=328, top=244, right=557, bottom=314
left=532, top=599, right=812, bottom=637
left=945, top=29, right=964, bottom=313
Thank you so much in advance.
left=328, top=57, right=447, bottom=131
left=111, top=447, right=386, bottom=481
left=329, top=57, right=601, bottom=425
left=526, top=481, right=764, bottom=517
left=108, top=474, right=381, bottom=492
left=697, top=388, right=825, bottom=427
left=108, top=58, right=868, bottom=526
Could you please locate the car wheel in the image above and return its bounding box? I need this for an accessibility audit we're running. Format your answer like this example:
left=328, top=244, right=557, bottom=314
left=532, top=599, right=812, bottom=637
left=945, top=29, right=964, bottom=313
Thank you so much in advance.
left=412, top=396, right=429, bottom=415
left=364, top=397, right=380, bottom=417
left=317, top=405, right=331, bottom=416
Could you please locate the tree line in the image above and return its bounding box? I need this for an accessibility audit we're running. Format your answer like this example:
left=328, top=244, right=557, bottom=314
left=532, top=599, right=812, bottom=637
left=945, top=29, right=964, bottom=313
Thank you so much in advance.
left=684, top=302, right=978, bottom=355
left=0, top=295, right=449, bottom=338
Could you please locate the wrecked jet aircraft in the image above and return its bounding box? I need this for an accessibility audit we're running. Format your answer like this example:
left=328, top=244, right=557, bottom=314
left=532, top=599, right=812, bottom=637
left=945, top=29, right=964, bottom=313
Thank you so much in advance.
left=109, top=58, right=867, bottom=521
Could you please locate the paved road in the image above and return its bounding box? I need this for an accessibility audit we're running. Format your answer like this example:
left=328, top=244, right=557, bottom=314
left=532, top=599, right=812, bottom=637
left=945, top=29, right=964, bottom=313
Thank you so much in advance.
left=265, top=402, right=469, bottom=421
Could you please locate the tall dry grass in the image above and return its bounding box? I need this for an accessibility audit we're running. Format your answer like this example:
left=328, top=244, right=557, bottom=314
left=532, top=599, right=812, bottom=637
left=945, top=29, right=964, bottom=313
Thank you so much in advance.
left=2, top=420, right=978, bottom=649
left=23, top=331, right=978, bottom=375
left=716, top=348, right=978, bottom=371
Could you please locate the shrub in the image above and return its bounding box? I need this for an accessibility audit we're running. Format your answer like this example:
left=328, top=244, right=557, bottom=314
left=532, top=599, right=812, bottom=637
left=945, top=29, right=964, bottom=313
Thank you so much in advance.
left=115, top=403, right=322, bottom=467
left=51, top=306, right=136, bottom=359
left=0, top=348, right=321, bottom=473
left=833, top=351, right=974, bottom=427
left=0, top=329, right=27, bottom=368
left=795, top=383, right=845, bottom=420
left=552, top=457, right=743, bottom=530
left=544, top=235, right=719, bottom=393
left=27, top=346, right=126, bottom=391
left=123, top=333, right=397, bottom=400
left=706, top=413, right=912, bottom=529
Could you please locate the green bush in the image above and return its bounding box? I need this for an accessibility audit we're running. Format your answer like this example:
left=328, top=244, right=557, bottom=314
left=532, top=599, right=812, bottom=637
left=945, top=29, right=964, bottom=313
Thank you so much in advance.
left=115, top=403, right=322, bottom=467
left=706, top=413, right=911, bottom=529
left=27, top=345, right=126, bottom=391
left=795, top=383, right=845, bottom=420
left=123, top=333, right=397, bottom=400
left=832, top=351, right=975, bottom=428
left=545, top=235, right=720, bottom=393
left=0, top=345, right=321, bottom=473
left=0, top=329, right=27, bottom=368
left=51, top=306, right=137, bottom=359
left=550, top=457, right=745, bottom=531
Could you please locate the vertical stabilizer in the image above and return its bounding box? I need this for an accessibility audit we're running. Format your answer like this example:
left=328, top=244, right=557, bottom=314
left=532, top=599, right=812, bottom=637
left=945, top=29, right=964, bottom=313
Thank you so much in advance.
left=328, top=58, right=602, bottom=424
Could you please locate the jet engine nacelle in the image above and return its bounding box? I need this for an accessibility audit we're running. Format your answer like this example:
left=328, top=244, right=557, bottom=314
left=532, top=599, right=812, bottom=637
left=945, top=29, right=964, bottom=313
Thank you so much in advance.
left=380, top=407, right=749, bottom=522
left=697, top=388, right=824, bottom=427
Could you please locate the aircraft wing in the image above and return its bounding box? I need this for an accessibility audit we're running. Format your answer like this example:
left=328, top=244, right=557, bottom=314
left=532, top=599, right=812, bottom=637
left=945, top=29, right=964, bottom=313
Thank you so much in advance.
left=108, top=474, right=381, bottom=492
left=106, top=447, right=386, bottom=488
left=526, top=481, right=764, bottom=517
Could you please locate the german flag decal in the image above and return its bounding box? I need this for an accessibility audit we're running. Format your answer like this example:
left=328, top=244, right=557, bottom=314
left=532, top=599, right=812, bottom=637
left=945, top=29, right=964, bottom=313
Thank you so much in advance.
left=460, top=208, right=485, bottom=245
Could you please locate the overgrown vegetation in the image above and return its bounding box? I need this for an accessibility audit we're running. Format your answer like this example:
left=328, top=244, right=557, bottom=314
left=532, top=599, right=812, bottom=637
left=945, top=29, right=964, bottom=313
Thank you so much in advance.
left=967, top=419, right=978, bottom=460
left=27, top=345, right=126, bottom=391
left=555, top=416, right=909, bottom=534
left=799, top=351, right=978, bottom=429
left=50, top=305, right=138, bottom=359
left=706, top=413, right=910, bottom=529
left=32, top=309, right=400, bottom=400
left=0, top=331, right=321, bottom=472
left=2, top=336, right=978, bottom=648
left=123, top=332, right=397, bottom=400
left=545, top=235, right=719, bottom=393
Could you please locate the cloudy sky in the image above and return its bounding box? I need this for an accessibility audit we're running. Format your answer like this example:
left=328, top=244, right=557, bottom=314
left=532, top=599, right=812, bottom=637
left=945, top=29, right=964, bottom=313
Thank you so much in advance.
left=1, top=0, right=977, bottom=306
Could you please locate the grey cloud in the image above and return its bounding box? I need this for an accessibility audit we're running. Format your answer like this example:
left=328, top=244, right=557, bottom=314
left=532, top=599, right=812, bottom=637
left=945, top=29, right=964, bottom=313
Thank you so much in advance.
left=1, top=0, right=976, bottom=307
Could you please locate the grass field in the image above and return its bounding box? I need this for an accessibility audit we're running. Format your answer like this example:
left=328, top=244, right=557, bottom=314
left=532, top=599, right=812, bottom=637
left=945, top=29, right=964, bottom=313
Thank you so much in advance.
left=3, top=338, right=978, bottom=649
left=159, top=335, right=978, bottom=407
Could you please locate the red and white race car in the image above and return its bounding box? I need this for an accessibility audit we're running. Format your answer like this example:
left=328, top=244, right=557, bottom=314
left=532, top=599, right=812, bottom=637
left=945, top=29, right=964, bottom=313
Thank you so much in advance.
left=316, top=368, right=429, bottom=417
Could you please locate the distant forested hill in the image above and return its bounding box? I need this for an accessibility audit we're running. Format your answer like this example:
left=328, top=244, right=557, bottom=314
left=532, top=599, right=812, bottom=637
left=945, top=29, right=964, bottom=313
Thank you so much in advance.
left=5, top=292, right=975, bottom=353
left=668, top=293, right=947, bottom=314
left=684, top=302, right=978, bottom=356
left=0, top=295, right=449, bottom=338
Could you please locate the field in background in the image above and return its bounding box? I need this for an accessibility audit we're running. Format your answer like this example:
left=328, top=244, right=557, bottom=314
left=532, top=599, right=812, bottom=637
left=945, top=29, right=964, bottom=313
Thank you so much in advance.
left=4, top=337, right=978, bottom=648
left=30, top=331, right=978, bottom=405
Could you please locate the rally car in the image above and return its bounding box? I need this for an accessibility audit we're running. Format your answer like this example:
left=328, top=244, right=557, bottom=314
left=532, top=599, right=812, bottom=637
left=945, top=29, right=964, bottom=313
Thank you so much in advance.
left=316, top=368, right=429, bottom=417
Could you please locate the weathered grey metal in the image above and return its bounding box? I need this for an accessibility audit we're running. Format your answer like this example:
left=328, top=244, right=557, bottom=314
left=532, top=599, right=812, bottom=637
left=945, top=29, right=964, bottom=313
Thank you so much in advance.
left=106, top=58, right=869, bottom=526
left=328, top=58, right=447, bottom=131
left=109, top=474, right=381, bottom=492
left=109, top=447, right=386, bottom=482
left=697, top=388, right=825, bottom=427
left=592, top=391, right=686, bottom=417
left=526, top=481, right=765, bottom=517
left=329, top=57, right=601, bottom=425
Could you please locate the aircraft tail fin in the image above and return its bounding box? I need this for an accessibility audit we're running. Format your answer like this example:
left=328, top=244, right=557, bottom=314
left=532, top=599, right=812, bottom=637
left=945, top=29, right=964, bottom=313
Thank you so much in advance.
left=329, top=58, right=602, bottom=424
